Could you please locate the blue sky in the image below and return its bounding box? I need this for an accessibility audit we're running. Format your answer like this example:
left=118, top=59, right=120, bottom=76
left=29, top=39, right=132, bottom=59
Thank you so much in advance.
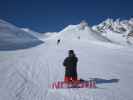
left=0, top=0, right=132, bottom=32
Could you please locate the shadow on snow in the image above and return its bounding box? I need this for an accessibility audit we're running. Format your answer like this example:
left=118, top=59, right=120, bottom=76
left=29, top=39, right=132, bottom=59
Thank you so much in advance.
left=80, top=78, right=119, bottom=84
left=0, top=40, right=44, bottom=51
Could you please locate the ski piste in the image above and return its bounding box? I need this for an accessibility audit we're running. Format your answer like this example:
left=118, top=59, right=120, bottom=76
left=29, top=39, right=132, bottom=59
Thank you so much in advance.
left=50, top=80, right=96, bottom=89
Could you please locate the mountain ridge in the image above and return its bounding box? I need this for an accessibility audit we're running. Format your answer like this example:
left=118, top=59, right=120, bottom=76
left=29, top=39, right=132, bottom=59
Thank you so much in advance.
left=0, top=18, right=133, bottom=50
left=0, top=19, right=43, bottom=50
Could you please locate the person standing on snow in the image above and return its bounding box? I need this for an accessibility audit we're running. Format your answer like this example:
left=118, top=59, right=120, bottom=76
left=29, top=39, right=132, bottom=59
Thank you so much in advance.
left=63, top=50, right=78, bottom=82
left=57, top=39, right=60, bottom=45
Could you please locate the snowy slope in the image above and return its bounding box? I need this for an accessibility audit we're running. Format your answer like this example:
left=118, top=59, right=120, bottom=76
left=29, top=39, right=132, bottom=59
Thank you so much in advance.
left=41, top=32, right=58, bottom=40
left=0, top=19, right=43, bottom=50
left=21, top=28, right=42, bottom=39
left=0, top=22, right=133, bottom=100
left=55, top=21, right=111, bottom=43
left=92, top=18, right=133, bottom=45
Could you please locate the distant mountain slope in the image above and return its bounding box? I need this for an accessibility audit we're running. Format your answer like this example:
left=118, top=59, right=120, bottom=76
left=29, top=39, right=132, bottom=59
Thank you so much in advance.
left=0, top=20, right=43, bottom=50
left=21, top=28, right=42, bottom=39
left=44, top=20, right=133, bottom=45
left=51, top=21, right=111, bottom=43
left=92, top=18, right=133, bottom=45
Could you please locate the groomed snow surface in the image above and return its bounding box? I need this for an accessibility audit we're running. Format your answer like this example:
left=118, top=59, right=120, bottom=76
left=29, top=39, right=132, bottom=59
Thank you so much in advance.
left=0, top=19, right=133, bottom=100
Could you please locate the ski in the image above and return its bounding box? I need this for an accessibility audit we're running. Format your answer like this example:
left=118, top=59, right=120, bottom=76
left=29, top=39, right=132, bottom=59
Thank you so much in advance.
left=50, top=80, right=96, bottom=89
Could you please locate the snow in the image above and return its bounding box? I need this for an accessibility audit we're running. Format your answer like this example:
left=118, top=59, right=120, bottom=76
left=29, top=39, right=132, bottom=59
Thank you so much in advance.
left=21, top=28, right=42, bottom=39
left=0, top=20, right=43, bottom=50
left=92, top=18, right=133, bottom=45
left=0, top=19, right=133, bottom=100
left=54, top=23, right=112, bottom=43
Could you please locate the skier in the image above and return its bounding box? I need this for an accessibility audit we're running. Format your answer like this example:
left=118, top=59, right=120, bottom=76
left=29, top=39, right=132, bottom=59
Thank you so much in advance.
left=63, top=50, right=78, bottom=82
left=77, top=36, right=80, bottom=40
left=57, top=39, right=60, bottom=45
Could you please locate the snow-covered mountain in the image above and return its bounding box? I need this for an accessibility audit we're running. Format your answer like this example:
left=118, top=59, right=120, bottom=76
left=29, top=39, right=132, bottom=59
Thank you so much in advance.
left=58, top=21, right=111, bottom=42
left=21, top=28, right=42, bottom=39
left=92, top=18, right=133, bottom=34
left=0, top=19, right=43, bottom=50
left=41, top=32, right=58, bottom=40
left=1, top=18, right=133, bottom=50
left=44, top=20, right=133, bottom=45
left=92, top=18, right=133, bottom=45
left=45, top=21, right=112, bottom=44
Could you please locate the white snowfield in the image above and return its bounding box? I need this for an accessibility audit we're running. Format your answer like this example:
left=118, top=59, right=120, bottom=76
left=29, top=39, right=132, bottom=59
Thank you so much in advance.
left=0, top=19, right=133, bottom=100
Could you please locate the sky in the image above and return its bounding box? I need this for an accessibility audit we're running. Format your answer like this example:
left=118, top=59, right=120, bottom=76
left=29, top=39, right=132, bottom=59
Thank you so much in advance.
left=0, top=0, right=133, bottom=32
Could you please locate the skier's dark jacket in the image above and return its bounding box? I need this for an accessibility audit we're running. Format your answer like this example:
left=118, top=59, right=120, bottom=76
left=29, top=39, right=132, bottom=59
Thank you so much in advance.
left=63, top=54, right=78, bottom=77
